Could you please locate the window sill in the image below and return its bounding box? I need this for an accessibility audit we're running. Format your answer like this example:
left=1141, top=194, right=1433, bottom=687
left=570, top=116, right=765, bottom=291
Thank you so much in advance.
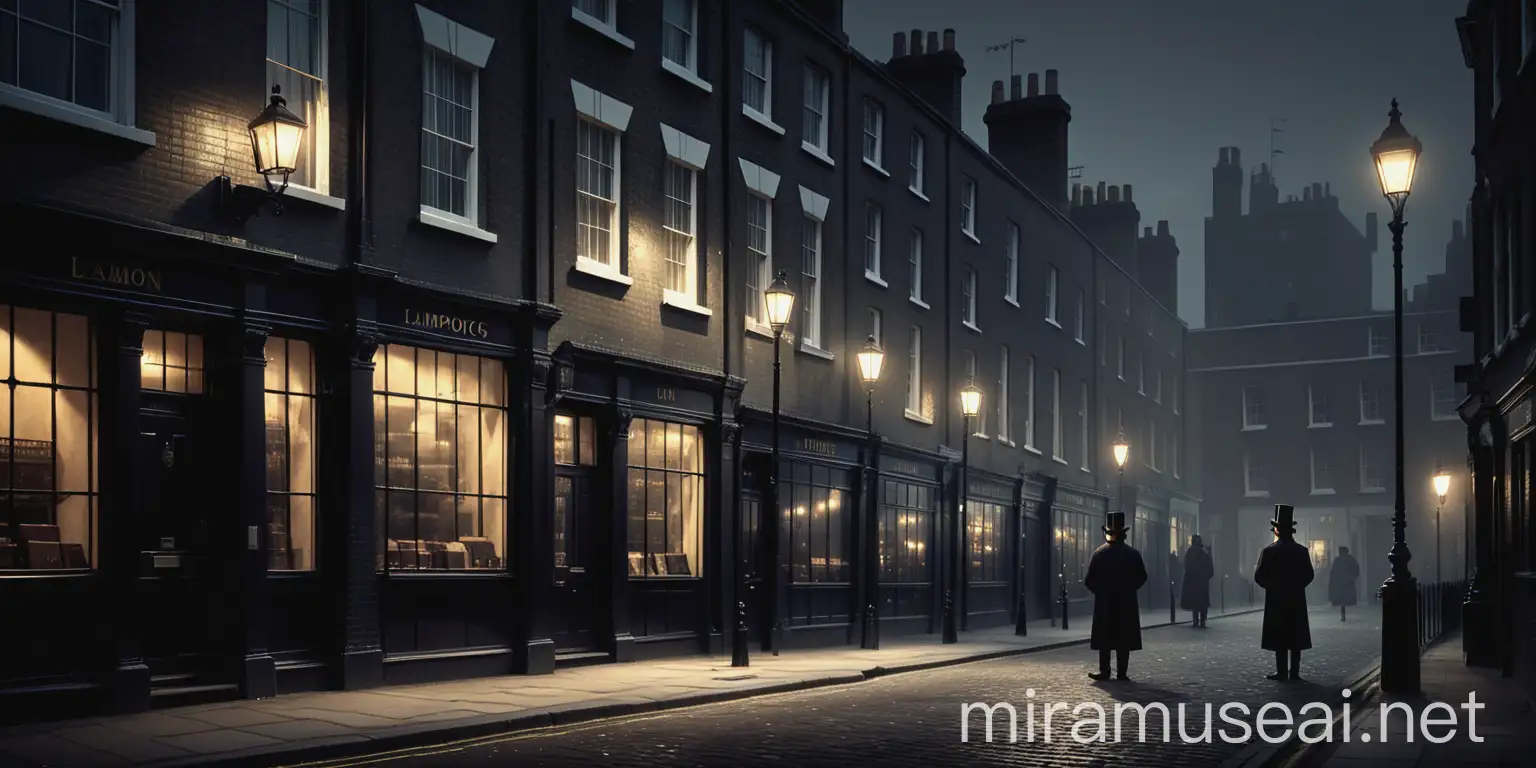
left=1311, top=489, right=1337, bottom=496
left=1431, top=414, right=1460, bottom=422
left=972, top=433, right=991, bottom=441
left=1076, top=337, right=1087, bottom=346
left=865, top=271, right=888, bottom=288
left=419, top=209, right=498, bottom=243
left=1240, top=425, right=1268, bottom=432
left=999, top=438, right=1016, bottom=448
left=963, top=230, right=981, bottom=246
left=1045, top=317, right=1063, bottom=330
left=801, top=141, right=836, bottom=168
left=1244, top=491, right=1271, bottom=499
left=573, top=257, right=633, bottom=286
left=743, top=107, right=786, bottom=136
left=1052, top=456, right=1070, bottom=466
left=662, top=292, right=713, bottom=317
left=1358, top=419, right=1384, bottom=426
left=1081, top=466, right=1092, bottom=474
left=661, top=59, right=713, bottom=94
left=0, top=86, right=156, bottom=146
left=1308, top=422, right=1333, bottom=429
left=798, top=343, right=835, bottom=361
left=1004, top=296, right=1020, bottom=308
left=862, top=157, right=890, bottom=178
left=1023, top=445, right=1042, bottom=456
left=284, top=184, right=347, bottom=211
left=909, top=296, right=930, bottom=310
left=570, top=9, right=635, bottom=50
left=1361, top=488, right=1386, bottom=495
left=903, top=409, right=933, bottom=425
left=962, top=320, right=983, bottom=335
left=745, top=318, right=775, bottom=339
left=909, top=187, right=929, bottom=203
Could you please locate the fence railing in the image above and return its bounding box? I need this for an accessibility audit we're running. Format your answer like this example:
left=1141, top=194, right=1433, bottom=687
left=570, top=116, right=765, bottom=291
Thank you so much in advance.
left=1418, top=579, right=1466, bottom=648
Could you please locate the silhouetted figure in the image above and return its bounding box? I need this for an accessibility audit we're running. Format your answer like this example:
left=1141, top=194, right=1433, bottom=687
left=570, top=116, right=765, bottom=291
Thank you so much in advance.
left=1085, top=512, right=1148, bottom=681
left=1330, top=546, right=1360, bottom=622
left=1181, top=534, right=1214, bottom=627
left=1254, top=504, right=1314, bottom=681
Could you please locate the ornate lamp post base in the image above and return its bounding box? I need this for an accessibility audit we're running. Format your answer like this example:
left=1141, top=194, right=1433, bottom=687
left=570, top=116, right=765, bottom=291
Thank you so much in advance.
left=1380, top=573, right=1420, bottom=692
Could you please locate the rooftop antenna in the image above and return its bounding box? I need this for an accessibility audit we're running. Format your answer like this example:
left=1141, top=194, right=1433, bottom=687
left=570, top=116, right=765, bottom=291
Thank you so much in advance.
left=984, top=37, right=1027, bottom=79
left=1068, top=165, right=1085, bottom=180
left=1270, top=117, right=1286, bottom=182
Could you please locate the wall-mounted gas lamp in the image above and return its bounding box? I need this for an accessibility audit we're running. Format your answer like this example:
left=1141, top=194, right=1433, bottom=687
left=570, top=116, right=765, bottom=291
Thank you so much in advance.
left=219, top=85, right=308, bottom=224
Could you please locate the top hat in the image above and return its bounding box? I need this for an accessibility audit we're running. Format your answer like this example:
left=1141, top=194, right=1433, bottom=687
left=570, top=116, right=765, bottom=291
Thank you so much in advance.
left=1103, top=511, right=1129, bottom=534
left=1270, top=504, right=1297, bottom=533
left=1190, top=533, right=1203, bottom=546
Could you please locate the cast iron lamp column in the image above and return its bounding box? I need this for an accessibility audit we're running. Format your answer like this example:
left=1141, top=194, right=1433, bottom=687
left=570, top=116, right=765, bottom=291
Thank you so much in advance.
left=1112, top=430, right=1130, bottom=518
left=856, top=337, right=885, bottom=650
left=1433, top=467, right=1450, bottom=584
left=1371, top=98, right=1424, bottom=695
left=763, top=272, right=796, bottom=656
left=945, top=379, right=983, bottom=644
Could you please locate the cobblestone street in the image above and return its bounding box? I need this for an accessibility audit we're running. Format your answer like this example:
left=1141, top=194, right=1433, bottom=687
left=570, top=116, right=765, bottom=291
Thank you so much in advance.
left=319, top=607, right=1382, bottom=767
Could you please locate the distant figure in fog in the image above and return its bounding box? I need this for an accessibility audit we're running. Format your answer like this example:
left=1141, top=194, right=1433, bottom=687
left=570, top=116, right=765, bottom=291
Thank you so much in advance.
left=1085, top=511, right=1148, bottom=681
left=1181, top=534, right=1214, bottom=627
left=1254, top=504, right=1314, bottom=681
left=1330, top=546, right=1361, bottom=622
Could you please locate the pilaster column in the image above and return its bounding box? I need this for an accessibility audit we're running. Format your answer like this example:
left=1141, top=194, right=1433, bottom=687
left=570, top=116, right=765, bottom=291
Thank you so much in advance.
left=327, top=326, right=383, bottom=689
left=230, top=323, right=275, bottom=698
left=98, top=311, right=150, bottom=712
left=714, top=418, right=742, bottom=654
left=605, top=405, right=636, bottom=661
left=514, top=351, right=556, bottom=675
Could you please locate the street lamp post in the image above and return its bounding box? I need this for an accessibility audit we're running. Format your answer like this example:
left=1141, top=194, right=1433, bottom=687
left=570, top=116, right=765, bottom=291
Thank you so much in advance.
left=763, top=271, right=796, bottom=658
left=946, top=379, right=983, bottom=644
left=1371, top=98, right=1423, bottom=695
left=1112, top=430, right=1130, bottom=516
left=1433, top=467, right=1450, bottom=585
left=856, top=336, right=885, bottom=650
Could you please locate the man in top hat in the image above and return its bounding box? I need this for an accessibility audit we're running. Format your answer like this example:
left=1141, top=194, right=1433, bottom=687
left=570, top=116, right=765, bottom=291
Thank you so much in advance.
left=1181, top=534, right=1215, bottom=627
left=1254, top=504, right=1314, bottom=681
left=1084, top=511, right=1148, bottom=681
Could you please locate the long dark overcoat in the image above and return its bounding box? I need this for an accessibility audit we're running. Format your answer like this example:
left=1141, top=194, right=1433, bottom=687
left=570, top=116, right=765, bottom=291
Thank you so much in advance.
left=1085, top=540, right=1148, bottom=651
left=1254, top=538, right=1314, bottom=651
left=1180, top=543, right=1214, bottom=611
left=1329, top=553, right=1360, bottom=607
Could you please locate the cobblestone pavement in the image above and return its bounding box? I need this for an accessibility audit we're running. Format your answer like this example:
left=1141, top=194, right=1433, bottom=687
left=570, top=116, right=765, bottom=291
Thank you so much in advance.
left=322, top=606, right=1383, bottom=768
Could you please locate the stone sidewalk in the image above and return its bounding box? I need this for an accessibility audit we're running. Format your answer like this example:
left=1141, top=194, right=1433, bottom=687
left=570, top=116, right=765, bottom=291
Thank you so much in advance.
left=1285, top=630, right=1535, bottom=767
left=0, top=605, right=1261, bottom=768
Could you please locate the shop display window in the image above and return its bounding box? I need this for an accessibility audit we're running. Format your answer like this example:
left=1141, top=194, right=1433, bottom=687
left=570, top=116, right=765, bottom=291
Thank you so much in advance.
left=264, top=337, right=317, bottom=571
left=373, top=344, right=507, bottom=571
left=1055, top=508, right=1095, bottom=600
left=878, top=480, right=931, bottom=583
left=781, top=461, right=850, bottom=583
left=0, top=305, right=97, bottom=571
left=968, top=499, right=1007, bottom=583
left=625, top=419, right=703, bottom=578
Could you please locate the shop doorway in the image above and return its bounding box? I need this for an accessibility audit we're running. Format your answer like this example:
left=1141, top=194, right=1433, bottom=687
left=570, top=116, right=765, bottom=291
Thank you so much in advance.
left=134, top=329, right=227, bottom=699
left=552, top=413, right=603, bottom=657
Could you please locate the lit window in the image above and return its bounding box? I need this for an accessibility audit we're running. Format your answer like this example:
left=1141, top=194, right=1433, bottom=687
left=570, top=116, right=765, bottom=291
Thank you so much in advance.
left=1045, top=265, right=1059, bottom=324
left=802, top=65, right=829, bottom=153
left=800, top=215, right=823, bottom=348
left=375, top=345, right=508, bottom=571
left=864, top=203, right=882, bottom=279
left=963, top=267, right=978, bottom=327
left=0, top=0, right=140, bottom=131
left=553, top=413, right=596, bottom=574
left=879, top=480, right=931, bottom=590
left=862, top=98, right=883, bottom=167
left=908, top=131, right=925, bottom=194
left=264, top=337, right=317, bottom=571
left=906, top=326, right=922, bottom=414
left=967, top=500, right=1006, bottom=583
left=746, top=194, right=772, bottom=325
left=576, top=119, right=621, bottom=270
left=997, top=346, right=1010, bottom=442
left=1242, top=385, right=1266, bottom=429
left=661, top=0, right=698, bottom=75
left=782, top=459, right=850, bottom=584
left=266, top=0, right=328, bottom=192
left=0, top=305, right=98, bottom=571
left=140, top=330, right=205, bottom=394
left=1005, top=222, right=1019, bottom=303
left=627, top=420, right=704, bottom=581
left=961, top=177, right=977, bottom=238
left=743, top=27, right=772, bottom=118
left=909, top=227, right=924, bottom=302
left=662, top=161, right=699, bottom=305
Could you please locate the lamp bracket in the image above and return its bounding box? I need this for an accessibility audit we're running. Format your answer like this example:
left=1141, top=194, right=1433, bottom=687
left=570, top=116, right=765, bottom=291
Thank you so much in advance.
left=218, top=175, right=287, bottom=225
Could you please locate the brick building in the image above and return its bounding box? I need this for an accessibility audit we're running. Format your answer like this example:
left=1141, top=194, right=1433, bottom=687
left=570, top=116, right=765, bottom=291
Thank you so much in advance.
left=1454, top=0, right=1536, bottom=700
left=0, top=0, right=1193, bottom=720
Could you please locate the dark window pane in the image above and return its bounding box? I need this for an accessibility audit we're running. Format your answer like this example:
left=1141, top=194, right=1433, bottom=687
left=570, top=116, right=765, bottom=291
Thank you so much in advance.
left=18, top=20, right=71, bottom=102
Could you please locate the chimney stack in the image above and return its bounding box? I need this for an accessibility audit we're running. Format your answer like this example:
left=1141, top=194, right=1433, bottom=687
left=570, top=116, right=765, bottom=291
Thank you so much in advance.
left=1044, top=69, right=1059, bottom=95
left=1144, top=226, right=1153, bottom=237
left=1123, top=184, right=1133, bottom=203
left=943, top=28, right=955, bottom=51
left=991, top=79, right=1004, bottom=105
left=1096, top=181, right=1107, bottom=202
left=1137, top=219, right=1180, bottom=314
left=1027, top=72, right=1039, bottom=97
left=1303, top=186, right=1312, bottom=201
left=1453, top=219, right=1464, bottom=240
left=892, top=32, right=906, bottom=57
left=984, top=67, right=1073, bottom=208
left=885, top=28, right=967, bottom=124
left=1213, top=146, right=1243, bottom=218
left=926, top=30, right=938, bottom=53
left=1082, top=185, right=1095, bottom=206
left=1157, top=220, right=1169, bottom=237
left=910, top=29, right=923, bottom=54
left=1072, top=183, right=1083, bottom=207
left=1010, top=74, right=1022, bottom=100
left=1107, top=185, right=1121, bottom=203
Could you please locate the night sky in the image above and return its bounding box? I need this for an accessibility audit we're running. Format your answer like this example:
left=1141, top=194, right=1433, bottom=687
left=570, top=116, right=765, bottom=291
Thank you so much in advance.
left=843, top=0, right=1473, bottom=328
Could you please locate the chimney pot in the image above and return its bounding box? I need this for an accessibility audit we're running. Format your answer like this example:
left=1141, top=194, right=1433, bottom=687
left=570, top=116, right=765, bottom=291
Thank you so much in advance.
left=1009, top=74, right=1022, bottom=100
left=1157, top=220, right=1170, bottom=236
left=926, top=31, right=938, bottom=53
left=1220, top=147, right=1229, bottom=165
left=1324, top=182, right=1331, bottom=197
left=1083, top=187, right=1095, bottom=206
left=893, top=32, right=906, bottom=58
left=943, top=28, right=955, bottom=51
left=1073, top=183, right=1083, bottom=207
left=991, top=80, right=1004, bottom=105
left=1096, top=181, right=1107, bottom=202
left=1107, top=185, right=1121, bottom=203
left=910, top=29, right=923, bottom=54
left=1123, top=184, right=1133, bottom=202
left=1454, top=220, right=1464, bottom=240
left=1144, top=226, right=1153, bottom=237
left=1231, top=147, right=1241, bottom=166
left=1044, top=69, right=1059, bottom=94
left=1027, top=72, right=1039, bottom=97
left=1303, top=186, right=1312, bottom=201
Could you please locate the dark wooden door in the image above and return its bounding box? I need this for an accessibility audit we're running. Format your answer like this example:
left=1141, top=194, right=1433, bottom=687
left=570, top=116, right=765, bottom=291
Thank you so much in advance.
left=552, top=471, right=599, bottom=653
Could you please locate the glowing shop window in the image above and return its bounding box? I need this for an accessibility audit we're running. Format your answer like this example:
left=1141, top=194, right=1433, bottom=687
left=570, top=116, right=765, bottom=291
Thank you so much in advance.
left=264, top=336, right=317, bottom=571
left=140, top=330, right=204, bottom=394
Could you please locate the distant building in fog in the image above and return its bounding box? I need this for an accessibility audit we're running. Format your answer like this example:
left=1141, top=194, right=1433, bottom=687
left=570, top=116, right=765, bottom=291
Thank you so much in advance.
left=1191, top=144, right=1473, bottom=602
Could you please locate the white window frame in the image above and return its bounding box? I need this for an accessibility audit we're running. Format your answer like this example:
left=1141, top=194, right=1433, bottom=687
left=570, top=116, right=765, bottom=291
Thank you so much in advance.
left=909, top=227, right=925, bottom=305
left=739, top=158, right=781, bottom=335
left=1431, top=378, right=1461, bottom=421
left=908, top=131, right=926, bottom=197
left=998, top=346, right=1011, bottom=443
left=1051, top=368, right=1064, bottom=462
left=1242, top=385, right=1267, bottom=430
left=906, top=326, right=924, bottom=418
left=798, top=185, right=830, bottom=352
left=657, top=123, right=712, bottom=312
left=869, top=307, right=882, bottom=346
left=801, top=65, right=831, bottom=160
left=571, top=0, right=634, bottom=49
left=961, top=177, right=978, bottom=241
left=1360, top=446, right=1385, bottom=492
left=1005, top=222, right=1020, bottom=305
left=267, top=0, right=335, bottom=202
left=1137, top=352, right=1145, bottom=395
left=864, top=203, right=883, bottom=283
left=1359, top=382, right=1383, bottom=424
left=741, top=27, right=777, bottom=130
left=1045, top=265, right=1060, bottom=326
left=1079, top=380, right=1090, bottom=471
left=862, top=98, right=884, bottom=170
left=1367, top=326, right=1389, bottom=357
left=1152, top=367, right=1162, bottom=404
left=1148, top=420, right=1158, bottom=471
left=418, top=6, right=497, bottom=241
left=1309, top=384, right=1331, bottom=427
left=1116, top=336, right=1125, bottom=380
left=966, top=351, right=987, bottom=438
left=571, top=80, right=635, bottom=281
left=660, top=0, right=700, bottom=78
left=963, top=267, right=979, bottom=331
left=0, top=0, right=154, bottom=145
left=1024, top=356, right=1038, bottom=451
left=1243, top=452, right=1268, bottom=497
left=661, top=161, right=700, bottom=309
left=1417, top=323, right=1440, bottom=353
left=1074, top=289, right=1085, bottom=343
left=1172, top=374, right=1179, bottom=415
left=1310, top=450, right=1334, bottom=494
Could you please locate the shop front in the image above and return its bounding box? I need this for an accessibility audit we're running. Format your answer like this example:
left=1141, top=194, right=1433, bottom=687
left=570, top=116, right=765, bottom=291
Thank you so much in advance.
left=875, top=447, right=945, bottom=636
left=1133, top=494, right=1171, bottom=610
left=1021, top=477, right=1051, bottom=622
left=548, top=343, right=739, bottom=663
left=961, top=470, right=1019, bottom=630
left=1050, top=481, right=1109, bottom=621
left=738, top=413, right=865, bottom=649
